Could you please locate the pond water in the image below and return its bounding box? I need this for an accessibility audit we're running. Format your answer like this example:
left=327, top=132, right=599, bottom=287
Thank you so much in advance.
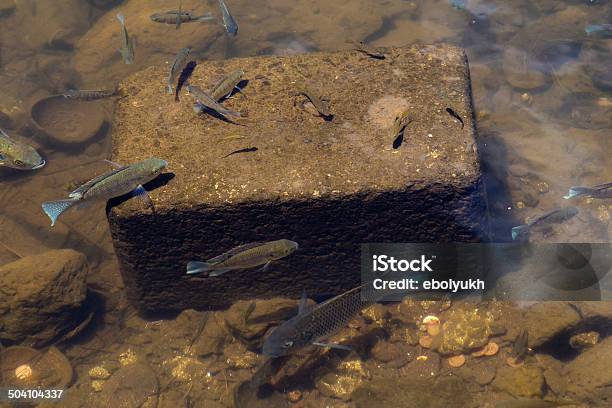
left=0, top=0, right=610, bottom=407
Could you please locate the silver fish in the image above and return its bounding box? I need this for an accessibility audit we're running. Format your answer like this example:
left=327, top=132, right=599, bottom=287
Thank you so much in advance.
left=41, top=157, right=167, bottom=226
left=564, top=182, right=612, bottom=199
left=262, top=273, right=430, bottom=358
left=63, top=88, right=119, bottom=101
left=218, top=0, right=238, bottom=36
left=188, top=84, right=242, bottom=119
left=167, top=47, right=192, bottom=94
left=210, top=69, right=244, bottom=101
left=186, top=239, right=298, bottom=276
left=116, top=13, right=135, bottom=64
left=0, top=128, right=45, bottom=170
left=511, top=207, right=579, bottom=240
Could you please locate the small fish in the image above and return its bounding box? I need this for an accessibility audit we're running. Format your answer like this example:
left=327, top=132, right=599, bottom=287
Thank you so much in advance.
left=495, top=398, right=578, bottom=408
left=510, top=328, right=529, bottom=361
left=0, top=128, right=45, bottom=170
left=63, top=88, right=119, bottom=101
left=150, top=11, right=213, bottom=25
left=585, top=23, right=612, bottom=37
left=450, top=0, right=466, bottom=10
left=351, top=41, right=385, bottom=59
left=41, top=157, right=167, bottom=227
left=167, top=47, right=192, bottom=94
left=564, top=182, right=612, bottom=199
left=295, top=86, right=332, bottom=119
left=189, top=84, right=242, bottom=119
left=210, top=69, right=244, bottom=101
left=263, top=273, right=430, bottom=358
left=218, top=0, right=238, bottom=36
left=223, top=146, right=257, bottom=158
left=446, top=107, right=464, bottom=128
left=511, top=207, right=579, bottom=240
left=175, top=60, right=197, bottom=102
left=116, top=13, right=135, bottom=64
left=186, top=239, right=298, bottom=276
left=389, top=110, right=411, bottom=149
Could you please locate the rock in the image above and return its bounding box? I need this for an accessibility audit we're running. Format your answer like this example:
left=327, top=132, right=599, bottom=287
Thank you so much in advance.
left=581, top=39, right=612, bottom=92
left=400, top=350, right=441, bottom=379
left=97, top=362, right=159, bottom=408
left=502, top=48, right=551, bottom=91
left=315, top=360, right=370, bottom=401
left=535, top=353, right=567, bottom=396
left=371, top=341, right=401, bottom=364
left=457, top=358, right=497, bottom=386
left=522, top=302, right=581, bottom=348
left=13, top=0, right=91, bottom=50
left=89, top=366, right=112, bottom=380
left=0, top=249, right=88, bottom=346
left=352, top=376, right=473, bottom=408
left=569, top=331, right=599, bottom=349
left=191, top=313, right=226, bottom=357
left=224, top=342, right=260, bottom=369
left=492, top=364, right=545, bottom=399
left=223, top=298, right=298, bottom=350
left=434, top=307, right=494, bottom=355
left=108, top=44, right=487, bottom=312
left=564, top=335, right=612, bottom=405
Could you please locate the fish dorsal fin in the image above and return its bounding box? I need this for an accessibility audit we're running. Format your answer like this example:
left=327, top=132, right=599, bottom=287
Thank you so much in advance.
left=70, top=166, right=128, bottom=197
left=594, top=182, right=612, bottom=190
left=206, top=242, right=264, bottom=264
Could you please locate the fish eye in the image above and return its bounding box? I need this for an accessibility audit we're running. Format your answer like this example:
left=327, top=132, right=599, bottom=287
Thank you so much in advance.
left=282, top=341, right=293, bottom=349
left=13, top=159, right=24, bottom=167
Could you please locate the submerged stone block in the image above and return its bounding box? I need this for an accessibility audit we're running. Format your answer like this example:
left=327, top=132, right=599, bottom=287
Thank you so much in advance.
left=108, top=45, right=488, bottom=312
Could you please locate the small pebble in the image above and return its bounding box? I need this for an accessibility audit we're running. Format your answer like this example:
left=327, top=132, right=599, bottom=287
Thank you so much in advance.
left=422, top=315, right=440, bottom=325
left=91, top=380, right=105, bottom=392
left=448, top=355, right=466, bottom=368
left=88, top=366, right=111, bottom=380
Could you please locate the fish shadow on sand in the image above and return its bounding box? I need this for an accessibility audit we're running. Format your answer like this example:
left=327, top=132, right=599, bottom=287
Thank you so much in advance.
left=197, top=107, right=246, bottom=126
left=106, top=172, right=175, bottom=212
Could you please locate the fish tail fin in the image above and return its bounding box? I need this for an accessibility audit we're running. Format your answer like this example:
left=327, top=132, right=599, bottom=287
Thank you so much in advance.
left=564, top=187, right=587, bottom=199
left=511, top=225, right=530, bottom=240
left=116, top=12, right=125, bottom=25
left=166, top=84, right=173, bottom=94
left=186, top=261, right=212, bottom=275
left=42, top=199, right=78, bottom=227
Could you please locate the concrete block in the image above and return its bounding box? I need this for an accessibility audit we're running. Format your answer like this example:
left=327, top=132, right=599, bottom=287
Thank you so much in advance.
left=108, top=45, right=488, bottom=312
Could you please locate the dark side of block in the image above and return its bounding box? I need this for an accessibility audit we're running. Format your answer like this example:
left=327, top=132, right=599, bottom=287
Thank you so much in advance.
left=109, top=180, right=486, bottom=313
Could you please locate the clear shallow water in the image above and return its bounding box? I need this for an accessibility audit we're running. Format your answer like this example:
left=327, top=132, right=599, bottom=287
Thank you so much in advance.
left=0, top=0, right=610, bottom=407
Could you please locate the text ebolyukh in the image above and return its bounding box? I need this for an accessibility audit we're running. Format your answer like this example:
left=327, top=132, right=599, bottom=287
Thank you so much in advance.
left=369, top=254, right=485, bottom=293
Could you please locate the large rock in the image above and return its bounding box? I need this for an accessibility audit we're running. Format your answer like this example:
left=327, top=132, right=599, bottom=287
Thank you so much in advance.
left=108, top=45, right=488, bottom=312
left=565, top=335, right=612, bottom=406
left=0, top=249, right=88, bottom=346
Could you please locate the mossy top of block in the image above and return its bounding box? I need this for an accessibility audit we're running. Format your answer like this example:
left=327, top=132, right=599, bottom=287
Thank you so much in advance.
left=112, top=45, right=478, bottom=212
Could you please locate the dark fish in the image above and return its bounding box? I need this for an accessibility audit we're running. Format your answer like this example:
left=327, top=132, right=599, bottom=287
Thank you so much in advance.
left=175, top=60, right=197, bottom=102
left=218, top=0, right=238, bottom=36
left=351, top=41, right=385, bottom=59
left=211, top=69, right=244, bottom=101
left=167, top=47, right=192, bottom=94
left=222, top=146, right=258, bottom=158
left=511, top=207, right=579, bottom=240
left=262, top=273, right=430, bottom=358
left=389, top=110, right=411, bottom=149
left=188, top=84, right=242, bottom=119
left=510, top=328, right=529, bottom=361
left=446, top=107, right=464, bottom=128
left=564, top=182, right=612, bottom=199
left=150, top=11, right=213, bottom=25
left=295, top=86, right=332, bottom=119
left=63, top=88, right=119, bottom=101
